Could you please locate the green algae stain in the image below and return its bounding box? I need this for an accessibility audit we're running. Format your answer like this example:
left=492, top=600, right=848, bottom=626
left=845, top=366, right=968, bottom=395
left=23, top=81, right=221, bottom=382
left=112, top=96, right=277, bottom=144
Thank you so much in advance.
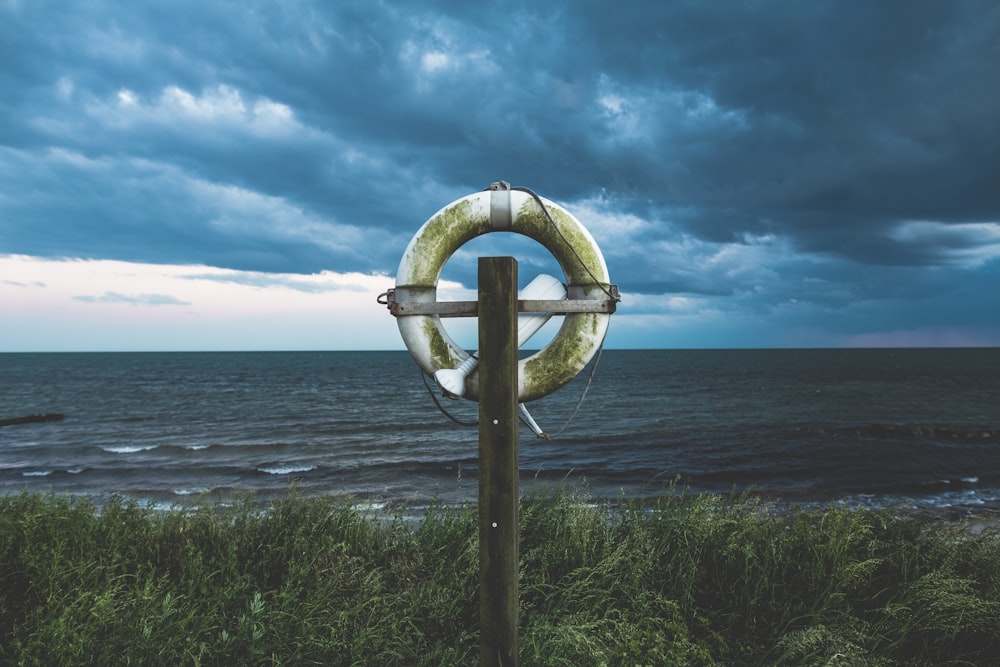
left=521, top=313, right=602, bottom=401
left=511, top=198, right=614, bottom=400
left=405, top=200, right=491, bottom=286
left=512, top=200, right=607, bottom=286
left=421, top=317, right=459, bottom=369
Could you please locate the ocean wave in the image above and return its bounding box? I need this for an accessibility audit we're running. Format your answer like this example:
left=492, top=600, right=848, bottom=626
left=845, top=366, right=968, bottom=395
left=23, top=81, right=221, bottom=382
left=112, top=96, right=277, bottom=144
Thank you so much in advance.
left=257, top=464, right=317, bottom=475
left=797, top=423, right=996, bottom=442
left=351, top=501, right=387, bottom=512
left=172, top=487, right=212, bottom=496
left=22, top=470, right=53, bottom=477
left=101, top=444, right=159, bottom=454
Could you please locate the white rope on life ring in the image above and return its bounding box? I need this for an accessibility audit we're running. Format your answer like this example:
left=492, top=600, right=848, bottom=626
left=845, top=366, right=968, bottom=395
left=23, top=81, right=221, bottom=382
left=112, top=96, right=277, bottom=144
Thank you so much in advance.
left=391, top=185, right=614, bottom=403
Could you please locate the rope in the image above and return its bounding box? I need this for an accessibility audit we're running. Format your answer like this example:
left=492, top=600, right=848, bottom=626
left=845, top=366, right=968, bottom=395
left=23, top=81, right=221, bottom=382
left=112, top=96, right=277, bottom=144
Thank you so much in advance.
left=511, top=186, right=621, bottom=303
left=546, top=334, right=606, bottom=440
left=505, top=184, right=613, bottom=437
left=421, top=370, right=477, bottom=427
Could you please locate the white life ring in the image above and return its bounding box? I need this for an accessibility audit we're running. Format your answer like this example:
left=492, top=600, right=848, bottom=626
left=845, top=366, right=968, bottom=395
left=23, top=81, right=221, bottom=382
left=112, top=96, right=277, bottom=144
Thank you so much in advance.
left=393, top=186, right=613, bottom=403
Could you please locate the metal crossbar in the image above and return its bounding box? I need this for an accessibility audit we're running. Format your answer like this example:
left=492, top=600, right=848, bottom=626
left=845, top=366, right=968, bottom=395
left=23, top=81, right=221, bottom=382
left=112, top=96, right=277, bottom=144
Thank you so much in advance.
left=380, top=287, right=619, bottom=318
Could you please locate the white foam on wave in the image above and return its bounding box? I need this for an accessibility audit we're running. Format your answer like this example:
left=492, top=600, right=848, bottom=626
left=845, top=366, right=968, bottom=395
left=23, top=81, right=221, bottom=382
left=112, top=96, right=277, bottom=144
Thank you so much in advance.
left=257, top=464, right=316, bottom=475
left=173, top=487, right=211, bottom=496
left=22, top=470, right=53, bottom=477
left=962, top=476, right=979, bottom=484
left=101, top=444, right=159, bottom=454
left=147, top=501, right=180, bottom=512
left=186, top=445, right=210, bottom=451
left=351, top=501, right=387, bottom=513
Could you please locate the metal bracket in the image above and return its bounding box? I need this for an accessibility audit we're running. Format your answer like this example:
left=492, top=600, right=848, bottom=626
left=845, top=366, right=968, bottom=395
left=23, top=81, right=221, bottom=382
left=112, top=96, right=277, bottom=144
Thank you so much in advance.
left=381, top=286, right=619, bottom=317
left=489, top=181, right=512, bottom=230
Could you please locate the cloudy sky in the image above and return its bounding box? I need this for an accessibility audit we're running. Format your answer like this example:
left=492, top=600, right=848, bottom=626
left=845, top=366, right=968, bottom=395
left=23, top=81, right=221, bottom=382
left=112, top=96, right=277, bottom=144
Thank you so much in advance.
left=2, top=1, right=999, bottom=352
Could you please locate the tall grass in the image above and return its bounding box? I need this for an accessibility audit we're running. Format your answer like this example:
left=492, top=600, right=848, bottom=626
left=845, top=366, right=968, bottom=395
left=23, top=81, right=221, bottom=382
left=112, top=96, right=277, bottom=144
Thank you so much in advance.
left=1, top=489, right=998, bottom=665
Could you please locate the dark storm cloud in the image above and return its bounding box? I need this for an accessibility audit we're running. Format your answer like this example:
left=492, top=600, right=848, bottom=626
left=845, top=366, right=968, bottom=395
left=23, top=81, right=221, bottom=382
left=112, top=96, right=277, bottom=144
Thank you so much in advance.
left=1, top=0, right=998, bottom=344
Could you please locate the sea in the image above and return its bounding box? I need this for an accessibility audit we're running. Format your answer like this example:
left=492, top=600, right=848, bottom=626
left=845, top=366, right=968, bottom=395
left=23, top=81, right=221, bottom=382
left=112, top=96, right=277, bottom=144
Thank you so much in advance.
left=1, top=349, right=998, bottom=516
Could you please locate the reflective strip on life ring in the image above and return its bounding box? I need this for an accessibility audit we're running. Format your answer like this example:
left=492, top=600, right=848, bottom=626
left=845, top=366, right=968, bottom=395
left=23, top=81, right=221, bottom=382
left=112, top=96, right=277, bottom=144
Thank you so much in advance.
left=393, top=188, right=612, bottom=403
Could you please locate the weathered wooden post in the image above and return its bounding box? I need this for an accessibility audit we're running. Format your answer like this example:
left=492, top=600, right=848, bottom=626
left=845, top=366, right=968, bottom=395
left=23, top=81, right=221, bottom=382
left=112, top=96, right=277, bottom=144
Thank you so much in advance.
left=477, top=256, right=520, bottom=666
left=382, top=183, right=618, bottom=667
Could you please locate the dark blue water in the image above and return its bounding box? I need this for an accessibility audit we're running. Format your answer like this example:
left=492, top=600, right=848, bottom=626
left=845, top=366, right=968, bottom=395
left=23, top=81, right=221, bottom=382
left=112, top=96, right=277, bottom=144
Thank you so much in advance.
left=1, top=349, right=998, bottom=513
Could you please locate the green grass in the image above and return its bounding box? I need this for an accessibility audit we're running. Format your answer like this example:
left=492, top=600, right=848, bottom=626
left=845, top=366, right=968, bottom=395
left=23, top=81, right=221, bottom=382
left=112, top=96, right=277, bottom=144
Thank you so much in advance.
left=1, top=489, right=999, bottom=666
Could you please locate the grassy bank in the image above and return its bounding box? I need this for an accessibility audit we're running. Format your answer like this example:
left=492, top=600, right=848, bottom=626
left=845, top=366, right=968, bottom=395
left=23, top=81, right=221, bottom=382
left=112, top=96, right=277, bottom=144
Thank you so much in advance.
left=1, top=490, right=999, bottom=666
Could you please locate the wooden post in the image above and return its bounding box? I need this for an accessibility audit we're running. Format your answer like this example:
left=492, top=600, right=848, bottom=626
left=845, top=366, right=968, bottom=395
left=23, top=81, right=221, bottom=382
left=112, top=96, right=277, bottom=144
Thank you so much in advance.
left=478, top=256, right=519, bottom=667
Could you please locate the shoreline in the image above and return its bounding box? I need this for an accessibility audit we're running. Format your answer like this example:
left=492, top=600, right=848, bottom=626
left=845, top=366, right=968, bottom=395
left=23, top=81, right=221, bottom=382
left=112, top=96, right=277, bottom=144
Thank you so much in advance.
left=6, top=484, right=1000, bottom=536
